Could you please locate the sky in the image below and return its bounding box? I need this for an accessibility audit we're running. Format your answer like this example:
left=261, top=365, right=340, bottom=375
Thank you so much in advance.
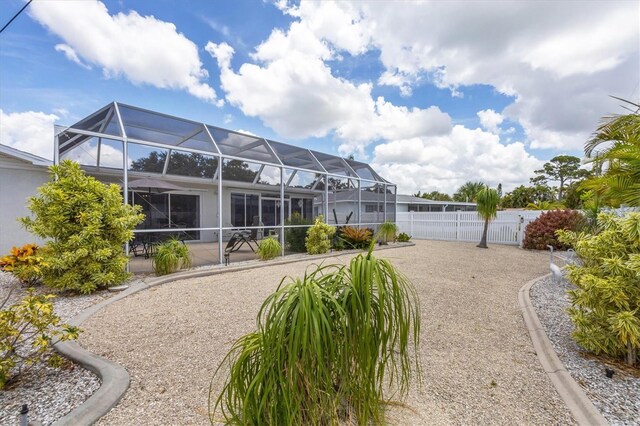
left=0, top=0, right=638, bottom=195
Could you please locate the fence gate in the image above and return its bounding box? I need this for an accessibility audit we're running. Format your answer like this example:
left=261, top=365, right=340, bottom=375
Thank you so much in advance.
left=396, top=211, right=542, bottom=246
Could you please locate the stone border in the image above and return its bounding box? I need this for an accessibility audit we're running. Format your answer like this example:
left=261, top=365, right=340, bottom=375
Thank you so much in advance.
left=52, top=243, right=414, bottom=425
left=518, top=275, right=608, bottom=426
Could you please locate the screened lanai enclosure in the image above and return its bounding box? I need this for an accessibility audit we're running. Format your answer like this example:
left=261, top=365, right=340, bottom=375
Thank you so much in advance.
left=54, top=102, right=396, bottom=271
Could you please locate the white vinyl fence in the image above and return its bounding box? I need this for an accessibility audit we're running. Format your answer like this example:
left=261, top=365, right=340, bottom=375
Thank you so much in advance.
left=396, top=211, right=543, bottom=246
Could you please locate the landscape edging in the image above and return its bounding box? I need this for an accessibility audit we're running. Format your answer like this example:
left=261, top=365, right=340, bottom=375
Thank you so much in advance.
left=52, top=242, right=414, bottom=424
left=518, top=274, right=608, bottom=426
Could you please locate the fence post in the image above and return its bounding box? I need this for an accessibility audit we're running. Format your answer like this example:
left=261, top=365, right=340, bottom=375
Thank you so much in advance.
left=517, top=215, right=524, bottom=247
left=410, top=212, right=414, bottom=236
left=455, top=211, right=460, bottom=241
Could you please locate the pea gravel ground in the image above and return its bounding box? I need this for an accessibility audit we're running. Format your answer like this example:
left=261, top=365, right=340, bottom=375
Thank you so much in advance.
left=81, top=240, right=576, bottom=425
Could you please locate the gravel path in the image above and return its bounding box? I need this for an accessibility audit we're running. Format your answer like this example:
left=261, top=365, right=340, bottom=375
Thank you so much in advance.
left=531, top=275, right=640, bottom=425
left=0, top=271, right=119, bottom=426
left=80, top=240, right=575, bottom=425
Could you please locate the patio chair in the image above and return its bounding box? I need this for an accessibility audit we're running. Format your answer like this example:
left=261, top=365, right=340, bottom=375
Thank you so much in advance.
left=129, top=234, right=146, bottom=257
left=223, top=231, right=258, bottom=265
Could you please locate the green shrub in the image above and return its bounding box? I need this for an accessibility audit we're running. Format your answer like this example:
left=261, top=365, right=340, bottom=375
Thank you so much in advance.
left=257, top=237, right=281, bottom=260
left=284, top=212, right=311, bottom=253
left=305, top=215, right=336, bottom=254
left=153, top=239, right=192, bottom=276
left=557, top=212, right=640, bottom=366
left=210, top=246, right=421, bottom=424
left=20, top=160, right=144, bottom=293
left=377, top=221, right=398, bottom=244
left=523, top=209, right=587, bottom=250
left=0, top=244, right=45, bottom=285
left=397, top=232, right=411, bottom=242
left=340, top=226, right=373, bottom=249
left=0, top=288, right=80, bottom=389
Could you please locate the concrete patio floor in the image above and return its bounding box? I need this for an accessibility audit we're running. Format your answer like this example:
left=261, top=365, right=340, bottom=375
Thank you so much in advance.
left=128, top=241, right=263, bottom=274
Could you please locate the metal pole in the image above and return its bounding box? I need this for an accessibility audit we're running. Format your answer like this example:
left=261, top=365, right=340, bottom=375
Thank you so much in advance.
left=324, top=174, right=329, bottom=224
left=357, top=179, right=361, bottom=226
left=394, top=185, right=397, bottom=225
left=113, top=103, right=130, bottom=272
left=53, top=134, right=59, bottom=165
left=218, top=156, right=223, bottom=264
left=383, top=184, right=387, bottom=223
left=280, top=166, right=285, bottom=256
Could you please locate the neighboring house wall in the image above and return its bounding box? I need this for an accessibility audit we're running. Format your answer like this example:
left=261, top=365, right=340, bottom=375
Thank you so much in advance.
left=0, top=155, right=49, bottom=254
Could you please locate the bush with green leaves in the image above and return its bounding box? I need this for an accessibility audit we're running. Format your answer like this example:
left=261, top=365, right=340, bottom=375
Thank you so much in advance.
left=0, top=244, right=45, bottom=285
left=397, top=232, right=411, bottom=242
left=1, top=288, right=80, bottom=389
left=210, top=246, right=421, bottom=424
left=523, top=209, right=587, bottom=250
left=20, top=160, right=144, bottom=293
left=557, top=212, right=640, bottom=366
left=284, top=212, right=311, bottom=253
left=377, top=221, right=398, bottom=244
left=257, top=237, right=281, bottom=260
left=305, top=215, right=336, bottom=254
left=153, top=238, right=192, bottom=276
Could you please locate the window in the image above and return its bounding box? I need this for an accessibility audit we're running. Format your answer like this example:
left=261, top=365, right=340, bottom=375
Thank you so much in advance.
left=365, top=204, right=384, bottom=213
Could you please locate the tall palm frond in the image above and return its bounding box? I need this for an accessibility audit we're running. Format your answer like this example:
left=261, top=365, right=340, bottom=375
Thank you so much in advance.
left=582, top=98, right=640, bottom=206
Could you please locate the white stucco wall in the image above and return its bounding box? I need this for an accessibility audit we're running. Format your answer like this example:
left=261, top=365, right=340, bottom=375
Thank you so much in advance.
left=0, top=156, right=49, bottom=254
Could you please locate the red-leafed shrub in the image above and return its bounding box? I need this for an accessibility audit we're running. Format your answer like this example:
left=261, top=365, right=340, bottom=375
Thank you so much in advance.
left=523, top=210, right=586, bottom=250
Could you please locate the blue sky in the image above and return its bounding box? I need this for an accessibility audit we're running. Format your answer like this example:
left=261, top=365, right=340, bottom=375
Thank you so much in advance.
left=1, top=0, right=638, bottom=194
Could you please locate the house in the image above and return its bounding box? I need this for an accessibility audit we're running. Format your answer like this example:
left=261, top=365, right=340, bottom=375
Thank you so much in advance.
left=0, top=145, right=51, bottom=254
left=396, top=194, right=476, bottom=212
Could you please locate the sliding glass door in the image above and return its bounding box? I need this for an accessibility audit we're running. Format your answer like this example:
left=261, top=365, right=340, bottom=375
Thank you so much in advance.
left=131, top=192, right=200, bottom=240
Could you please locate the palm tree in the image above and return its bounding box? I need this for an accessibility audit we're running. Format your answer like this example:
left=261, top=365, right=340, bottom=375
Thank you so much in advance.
left=453, top=181, right=485, bottom=202
left=582, top=98, right=640, bottom=206
left=476, top=187, right=499, bottom=249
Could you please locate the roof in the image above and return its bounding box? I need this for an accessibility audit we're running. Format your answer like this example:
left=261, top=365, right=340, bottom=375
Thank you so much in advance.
left=396, top=194, right=476, bottom=206
left=56, top=102, right=392, bottom=185
left=0, top=144, right=51, bottom=166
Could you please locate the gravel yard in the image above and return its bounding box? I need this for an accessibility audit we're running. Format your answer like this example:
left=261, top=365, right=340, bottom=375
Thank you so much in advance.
left=0, top=272, right=116, bottom=425
left=80, top=240, right=575, bottom=425
left=531, top=275, right=640, bottom=425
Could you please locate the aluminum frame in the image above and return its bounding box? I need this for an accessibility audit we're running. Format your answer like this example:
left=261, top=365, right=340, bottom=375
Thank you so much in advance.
left=55, top=102, right=397, bottom=265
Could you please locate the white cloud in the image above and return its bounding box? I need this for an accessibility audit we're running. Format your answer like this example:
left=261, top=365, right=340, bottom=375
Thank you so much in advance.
left=54, top=44, right=92, bottom=69
left=0, top=110, right=58, bottom=160
left=477, top=109, right=504, bottom=134
left=275, top=1, right=639, bottom=151
left=62, top=141, right=123, bottom=168
left=372, top=126, right=542, bottom=194
left=29, top=0, right=221, bottom=105
left=206, top=40, right=451, bottom=157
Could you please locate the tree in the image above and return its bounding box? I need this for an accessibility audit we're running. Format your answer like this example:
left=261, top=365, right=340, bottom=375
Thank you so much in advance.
left=534, top=155, right=587, bottom=200
left=496, top=183, right=502, bottom=199
left=476, top=187, right=499, bottom=249
left=500, top=185, right=535, bottom=208
left=453, top=181, right=485, bottom=202
left=422, top=191, right=452, bottom=201
left=130, top=151, right=217, bottom=178
left=20, top=160, right=144, bottom=293
left=563, top=181, right=588, bottom=209
left=582, top=98, right=640, bottom=206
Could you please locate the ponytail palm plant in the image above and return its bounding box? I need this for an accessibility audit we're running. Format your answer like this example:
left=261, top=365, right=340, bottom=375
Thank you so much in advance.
left=210, top=244, right=421, bottom=425
left=476, top=187, right=499, bottom=249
